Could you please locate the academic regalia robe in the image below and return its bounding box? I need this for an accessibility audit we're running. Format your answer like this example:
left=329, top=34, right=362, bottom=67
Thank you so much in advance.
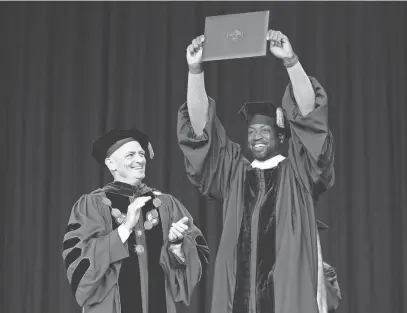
left=177, top=77, right=335, bottom=313
left=62, top=181, right=209, bottom=313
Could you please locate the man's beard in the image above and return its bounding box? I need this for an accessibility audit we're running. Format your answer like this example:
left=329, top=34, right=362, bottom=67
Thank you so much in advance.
left=251, top=149, right=272, bottom=161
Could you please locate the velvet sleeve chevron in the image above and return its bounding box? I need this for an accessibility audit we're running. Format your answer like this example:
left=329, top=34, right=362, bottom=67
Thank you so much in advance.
left=62, top=194, right=129, bottom=307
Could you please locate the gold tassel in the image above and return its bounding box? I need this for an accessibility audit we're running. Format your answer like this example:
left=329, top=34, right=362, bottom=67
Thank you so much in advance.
left=148, top=142, right=154, bottom=159
left=276, top=107, right=285, bottom=128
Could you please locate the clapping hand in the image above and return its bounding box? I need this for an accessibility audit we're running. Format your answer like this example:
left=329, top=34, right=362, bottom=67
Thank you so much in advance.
left=168, top=216, right=189, bottom=242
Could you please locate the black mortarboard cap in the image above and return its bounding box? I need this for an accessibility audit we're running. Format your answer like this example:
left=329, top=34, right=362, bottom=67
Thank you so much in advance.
left=238, top=101, right=278, bottom=121
left=92, top=127, right=154, bottom=164
left=238, top=101, right=291, bottom=138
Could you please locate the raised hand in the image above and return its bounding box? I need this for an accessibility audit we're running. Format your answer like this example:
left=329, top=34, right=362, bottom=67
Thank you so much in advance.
left=266, top=30, right=295, bottom=59
left=186, top=35, right=205, bottom=71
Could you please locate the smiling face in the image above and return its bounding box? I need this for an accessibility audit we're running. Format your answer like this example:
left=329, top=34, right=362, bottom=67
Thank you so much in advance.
left=247, top=123, right=281, bottom=161
left=105, top=141, right=146, bottom=185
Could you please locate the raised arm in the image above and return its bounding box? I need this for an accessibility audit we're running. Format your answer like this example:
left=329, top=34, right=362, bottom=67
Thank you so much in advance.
left=267, top=30, right=316, bottom=115
left=267, top=30, right=335, bottom=196
left=177, top=36, right=244, bottom=201
left=186, top=35, right=208, bottom=135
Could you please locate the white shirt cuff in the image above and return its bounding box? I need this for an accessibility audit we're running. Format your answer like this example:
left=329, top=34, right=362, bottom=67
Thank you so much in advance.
left=169, top=243, right=186, bottom=263
left=118, top=224, right=131, bottom=243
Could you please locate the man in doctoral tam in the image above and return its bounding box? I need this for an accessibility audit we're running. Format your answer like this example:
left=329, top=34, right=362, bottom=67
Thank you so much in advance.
left=62, top=127, right=209, bottom=313
left=177, top=29, right=339, bottom=313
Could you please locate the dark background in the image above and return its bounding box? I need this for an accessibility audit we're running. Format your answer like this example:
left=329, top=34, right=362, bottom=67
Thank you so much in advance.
left=1, top=2, right=406, bottom=313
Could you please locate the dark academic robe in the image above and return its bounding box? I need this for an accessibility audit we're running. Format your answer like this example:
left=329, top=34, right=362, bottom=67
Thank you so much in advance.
left=233, top=166, right=279, bottom=313
left=177, top=77, right=335, bottom=313
left=62, top=181, right=209, bottom=313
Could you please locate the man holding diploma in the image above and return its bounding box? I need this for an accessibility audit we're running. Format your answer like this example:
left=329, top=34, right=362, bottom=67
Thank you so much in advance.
left=177, top=28, right=340, bottom=313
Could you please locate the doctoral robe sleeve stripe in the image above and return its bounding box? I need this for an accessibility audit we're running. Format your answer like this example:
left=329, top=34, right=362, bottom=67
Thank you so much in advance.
left=195, top=235, right=210, bottom=265
left=66, top=223, right=82, bottom=234
left=317, top=130, right=334, bottom=168
left=195, top=235, right=206, bottom=246
left=63, top=237, right=80, bottom=251
left=64, top=247, right=82, bottom=270
left=71, top=258, right=91, bottom=295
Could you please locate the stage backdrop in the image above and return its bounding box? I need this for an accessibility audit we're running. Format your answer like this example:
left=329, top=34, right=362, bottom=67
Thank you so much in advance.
left=1, top=2, right=406, bottom=313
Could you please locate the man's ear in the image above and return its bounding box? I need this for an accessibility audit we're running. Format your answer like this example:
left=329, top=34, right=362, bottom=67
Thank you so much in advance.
left=105, top=157, right=117, bottom=171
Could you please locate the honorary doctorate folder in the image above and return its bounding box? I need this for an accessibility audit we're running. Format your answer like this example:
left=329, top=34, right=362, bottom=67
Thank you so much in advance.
left=177, top=27, right=341, bottom=313
left=62, top=128, right=209, bottom=313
